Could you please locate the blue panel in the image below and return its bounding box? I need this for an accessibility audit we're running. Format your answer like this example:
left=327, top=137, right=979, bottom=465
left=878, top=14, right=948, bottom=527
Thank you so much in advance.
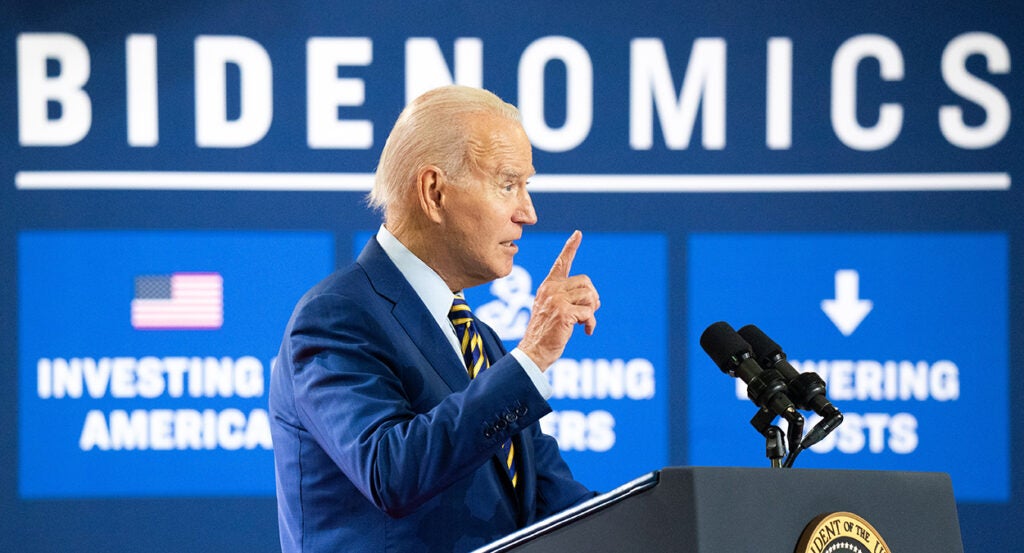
left=18, top=230, right=333, bottom=497
left=687, top=233, right=1008, bottom=501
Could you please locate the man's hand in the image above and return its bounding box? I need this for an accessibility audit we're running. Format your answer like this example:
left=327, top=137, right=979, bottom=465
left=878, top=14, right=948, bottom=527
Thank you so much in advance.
left=517, top=230, right=600, bottom=371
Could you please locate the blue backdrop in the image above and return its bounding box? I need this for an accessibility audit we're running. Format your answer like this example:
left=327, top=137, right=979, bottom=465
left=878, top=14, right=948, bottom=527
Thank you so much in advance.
left=2, top=1, right=1020, bottom=551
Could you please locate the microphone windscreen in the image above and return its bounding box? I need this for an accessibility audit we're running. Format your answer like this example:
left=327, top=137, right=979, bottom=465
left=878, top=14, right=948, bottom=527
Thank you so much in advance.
left=738, top=324, right=783, bottom=359
left=699, top=321, right=751, bottom=373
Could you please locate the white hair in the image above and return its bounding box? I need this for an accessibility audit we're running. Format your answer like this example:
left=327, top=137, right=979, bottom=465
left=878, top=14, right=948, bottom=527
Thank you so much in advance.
left=368, top=85, right=522, bottom=215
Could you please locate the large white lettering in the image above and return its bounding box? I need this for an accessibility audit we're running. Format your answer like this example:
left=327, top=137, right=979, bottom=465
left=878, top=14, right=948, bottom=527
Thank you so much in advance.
left=940, top=32, right=1011, bottom=149
left=37, top=356, right=265, bottom=399
left=766, top=37, right=793, bottom=149
left=548, top=358, right=656, bottom=400
left=518, top=36, right=593, bottom=153
left=831, top=34, right=904, bottom=151
left=195, top=35, right=273, bottom=147
left=629, top=37, right=726, bottom=150
left=404, top=37, right=483, bottom=104
left=79, top=408, right=272, bottom=451
left=808, top=412, right=919, bottom=455
left=16, top=32, right=92, bottom=146
left=307, top=37, right=374, bottom=149
left=540, top=410, right=616, bottom=452
left=126, top=34, right=159, bottom=146
left=15, top=33, right=1013, bottom=152
left=736, top=359, right=960, bottom=402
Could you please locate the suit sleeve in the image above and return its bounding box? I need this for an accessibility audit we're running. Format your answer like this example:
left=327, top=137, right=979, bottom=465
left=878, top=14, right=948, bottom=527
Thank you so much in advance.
left=527, top=424, right=598, bottom=518
left=282, top=290, right=554, bottom=518
left=476, top=326, right=597, bottom=518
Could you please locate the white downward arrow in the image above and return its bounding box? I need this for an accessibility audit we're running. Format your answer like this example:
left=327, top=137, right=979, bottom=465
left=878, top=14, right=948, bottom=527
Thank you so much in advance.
left=821, top=269, right=873, bottom=336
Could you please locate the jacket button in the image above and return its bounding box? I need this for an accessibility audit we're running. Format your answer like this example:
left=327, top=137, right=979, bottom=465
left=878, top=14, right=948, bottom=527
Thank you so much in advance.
left=484, top=427, right=495, bottom=438
left=504, top=412, right=517, bottom=423
left=515, top=405, right=528, bottom=416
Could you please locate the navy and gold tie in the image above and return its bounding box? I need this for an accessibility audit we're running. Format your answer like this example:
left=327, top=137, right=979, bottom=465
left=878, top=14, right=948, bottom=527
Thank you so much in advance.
left=448, top=295, right=518, bottom=488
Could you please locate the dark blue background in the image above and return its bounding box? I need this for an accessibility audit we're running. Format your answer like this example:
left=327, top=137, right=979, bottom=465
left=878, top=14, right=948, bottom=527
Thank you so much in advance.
left=3, top=1, right=1020, bottom=551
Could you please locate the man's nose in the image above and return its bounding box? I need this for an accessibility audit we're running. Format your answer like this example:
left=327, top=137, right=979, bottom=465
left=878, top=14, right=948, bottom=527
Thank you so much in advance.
left=515, top=189, right=538, bottom=225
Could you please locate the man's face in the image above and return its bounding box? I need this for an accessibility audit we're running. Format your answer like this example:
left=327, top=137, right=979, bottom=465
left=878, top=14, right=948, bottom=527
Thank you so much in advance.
left=440, top=114, right=537, bottom=291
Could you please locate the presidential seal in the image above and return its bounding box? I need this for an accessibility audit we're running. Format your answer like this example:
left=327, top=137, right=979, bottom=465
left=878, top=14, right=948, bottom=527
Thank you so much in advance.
left=796, top=511, right=892, bottom=553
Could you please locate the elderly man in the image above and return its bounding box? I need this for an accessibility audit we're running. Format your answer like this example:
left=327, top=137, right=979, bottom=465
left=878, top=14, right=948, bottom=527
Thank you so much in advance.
left=269, top=85, right=601, bottom=552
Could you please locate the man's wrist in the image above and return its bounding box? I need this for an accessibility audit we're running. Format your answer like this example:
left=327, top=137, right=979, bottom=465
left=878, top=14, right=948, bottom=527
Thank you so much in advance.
left=511, top=348, right=553, bottom=400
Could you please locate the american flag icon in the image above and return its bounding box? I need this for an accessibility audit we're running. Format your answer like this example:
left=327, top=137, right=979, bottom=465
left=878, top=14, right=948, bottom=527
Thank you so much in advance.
left=130, top=272, right=223, bottom=330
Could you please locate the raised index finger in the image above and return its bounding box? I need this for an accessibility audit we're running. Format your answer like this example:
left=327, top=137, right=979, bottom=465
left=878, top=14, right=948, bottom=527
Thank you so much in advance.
left=546, top=230, right=582, bottom=280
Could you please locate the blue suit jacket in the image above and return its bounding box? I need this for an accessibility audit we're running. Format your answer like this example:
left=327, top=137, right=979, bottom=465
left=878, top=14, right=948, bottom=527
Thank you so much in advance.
left=270, top=237, right=593, bottom=552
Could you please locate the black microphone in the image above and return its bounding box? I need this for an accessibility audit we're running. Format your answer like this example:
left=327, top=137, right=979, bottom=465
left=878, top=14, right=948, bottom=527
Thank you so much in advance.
left=737, top=324, right=843, bottom=449
left=699, top=322, right=804, bottom=437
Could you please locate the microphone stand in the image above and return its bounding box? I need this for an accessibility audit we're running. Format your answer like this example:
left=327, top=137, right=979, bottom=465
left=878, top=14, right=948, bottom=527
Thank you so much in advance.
left=751, top=408, right=788, bottom=468
left=782, top=409, right=844, bottom=468
left=751, top=402, right=827, bottom=468
left=742, top=365, right=805, bottom=468
left=764, top=425, right=786, bottom=468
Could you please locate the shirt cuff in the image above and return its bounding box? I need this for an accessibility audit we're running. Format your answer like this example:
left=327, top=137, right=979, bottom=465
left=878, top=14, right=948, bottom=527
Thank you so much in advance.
left=511, top=348, right=553, bottom=400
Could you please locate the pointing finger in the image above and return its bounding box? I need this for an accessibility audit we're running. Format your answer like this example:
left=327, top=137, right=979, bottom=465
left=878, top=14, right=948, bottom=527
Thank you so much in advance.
left=546, top=230, right=582, bottom=280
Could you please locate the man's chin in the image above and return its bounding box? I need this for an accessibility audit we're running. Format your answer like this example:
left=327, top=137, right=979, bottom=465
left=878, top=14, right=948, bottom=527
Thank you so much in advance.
left=492, top=260, right=516, bottom=281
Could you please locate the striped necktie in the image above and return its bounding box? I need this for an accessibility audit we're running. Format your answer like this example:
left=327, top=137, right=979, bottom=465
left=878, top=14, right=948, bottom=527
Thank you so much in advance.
left=448, top=295, right=518, bottom=488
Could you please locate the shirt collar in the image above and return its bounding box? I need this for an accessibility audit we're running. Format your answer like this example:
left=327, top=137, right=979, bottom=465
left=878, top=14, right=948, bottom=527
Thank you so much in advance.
left=376, top=224, right=459, bottom=327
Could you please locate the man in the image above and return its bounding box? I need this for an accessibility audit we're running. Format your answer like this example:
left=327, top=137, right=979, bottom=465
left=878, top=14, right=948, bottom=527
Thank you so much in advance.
left=269, top=85, right=601, bottom=552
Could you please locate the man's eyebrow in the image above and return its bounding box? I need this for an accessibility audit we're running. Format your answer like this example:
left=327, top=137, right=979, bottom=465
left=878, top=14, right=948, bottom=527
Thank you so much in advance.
left=498, top=167, right=535, bottom=180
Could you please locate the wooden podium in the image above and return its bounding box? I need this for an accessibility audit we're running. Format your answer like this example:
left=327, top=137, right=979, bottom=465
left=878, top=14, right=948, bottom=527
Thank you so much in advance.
left=476, top=467, right=964, bottom=552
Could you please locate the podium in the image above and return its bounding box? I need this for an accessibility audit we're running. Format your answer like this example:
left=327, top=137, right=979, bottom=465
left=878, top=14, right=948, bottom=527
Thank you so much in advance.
left=477, top=467, right=964, bottom=552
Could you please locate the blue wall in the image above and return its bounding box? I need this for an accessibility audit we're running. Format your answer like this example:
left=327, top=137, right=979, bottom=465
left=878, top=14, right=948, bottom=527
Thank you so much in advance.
left=2, top=1, right=1020, bottom=551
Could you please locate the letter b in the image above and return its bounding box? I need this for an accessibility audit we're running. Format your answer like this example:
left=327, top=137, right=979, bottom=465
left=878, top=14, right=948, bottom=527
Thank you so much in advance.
left=17, top=33, right=92, bottom=146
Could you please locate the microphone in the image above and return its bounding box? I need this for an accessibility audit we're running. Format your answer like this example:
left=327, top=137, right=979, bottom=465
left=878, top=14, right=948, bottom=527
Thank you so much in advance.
left=737, top=324, right=843, bottom=449
left=699, top=322, right=804, bottom=441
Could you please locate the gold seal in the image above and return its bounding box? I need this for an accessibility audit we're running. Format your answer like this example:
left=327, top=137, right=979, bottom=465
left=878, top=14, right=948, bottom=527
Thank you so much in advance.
left=796, top=511, right=893, bottom=553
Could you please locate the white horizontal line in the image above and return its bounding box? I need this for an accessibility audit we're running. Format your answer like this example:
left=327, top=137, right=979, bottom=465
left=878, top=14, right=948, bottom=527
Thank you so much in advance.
left=14, top=170, right=1011, bottom=192
left=530, top=172, right=1011, bottom=192
left=15, top=171, right=375, bottom=191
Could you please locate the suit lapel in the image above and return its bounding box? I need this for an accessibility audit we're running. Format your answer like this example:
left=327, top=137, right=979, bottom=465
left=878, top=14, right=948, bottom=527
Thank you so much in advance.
left=356, top=237, right=469, bottom=392
left=359, top=236, right=530, bottom=517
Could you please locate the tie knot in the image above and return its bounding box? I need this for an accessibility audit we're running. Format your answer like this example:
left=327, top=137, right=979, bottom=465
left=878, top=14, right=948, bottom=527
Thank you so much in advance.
left=448, top=295, right=474, bottom=326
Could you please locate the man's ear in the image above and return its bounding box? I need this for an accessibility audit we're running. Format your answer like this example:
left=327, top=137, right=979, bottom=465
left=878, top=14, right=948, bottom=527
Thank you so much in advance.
left=416, top=165, right=446, bottom=224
